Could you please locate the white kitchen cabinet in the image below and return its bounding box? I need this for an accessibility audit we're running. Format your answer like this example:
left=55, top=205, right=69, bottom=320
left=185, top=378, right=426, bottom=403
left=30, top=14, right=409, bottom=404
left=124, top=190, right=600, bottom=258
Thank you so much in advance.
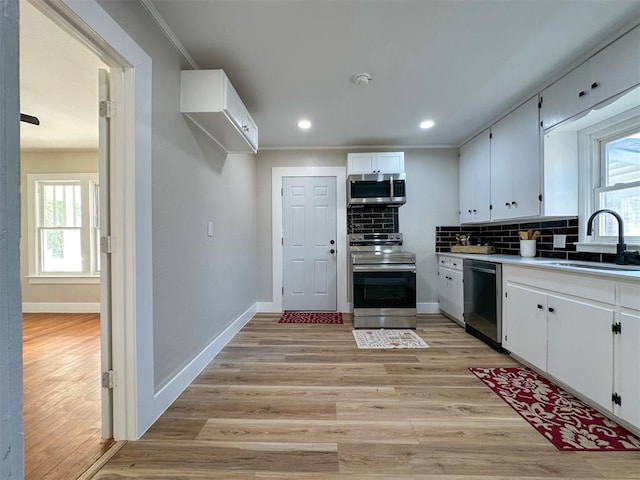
left=490, top=97, right=541, bottom=221
left=459, top=129, right=491, bottom=223
left=503, top=264, right=640, bottom=431
left=616, top=283, right=640, bottom=429
left=546, top=293, right=614, bottom=410
left=437, top=255, right=464, bottom=325
left=541, top=25, right=640, bottom=131
left=347, top=152, right=404, bottom=174
left=181, top=69, right=258, bottom=153
left=503, top=283, right=547, bottom=371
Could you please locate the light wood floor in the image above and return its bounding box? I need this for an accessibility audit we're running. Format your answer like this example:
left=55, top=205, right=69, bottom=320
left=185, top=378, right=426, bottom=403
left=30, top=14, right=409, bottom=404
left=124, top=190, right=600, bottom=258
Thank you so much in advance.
left=23, top=313, right=113, bottom=480
left=92, top=313, right=640, bottom=479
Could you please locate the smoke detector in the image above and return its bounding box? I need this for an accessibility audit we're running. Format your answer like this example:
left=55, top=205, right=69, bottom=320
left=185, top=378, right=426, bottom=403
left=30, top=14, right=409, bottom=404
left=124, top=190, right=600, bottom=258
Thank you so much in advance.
left=352, top=73, right=372, bottom=86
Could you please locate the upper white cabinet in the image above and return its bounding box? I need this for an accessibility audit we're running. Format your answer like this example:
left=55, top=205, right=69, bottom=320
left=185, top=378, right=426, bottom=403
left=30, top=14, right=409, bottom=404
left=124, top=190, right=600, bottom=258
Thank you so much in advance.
left=490, top=97, right=541, bottom=221
left=541, top=26, right=640, bottom=131
left=181, top=69, right=258, bottom=153
left=459, top=130, right=491, bottom=223
left=348, top=152, right=404, bottom=174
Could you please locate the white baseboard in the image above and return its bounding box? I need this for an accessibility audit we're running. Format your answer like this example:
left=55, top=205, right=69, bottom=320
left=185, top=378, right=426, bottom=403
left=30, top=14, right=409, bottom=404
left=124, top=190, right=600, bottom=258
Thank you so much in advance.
left=417, top=302, right=440, bottom=314
left=152, top=303, right=257, bottom=422
left=256, top=301, right=278, bottom=313
left=256, top=301, right=351, bottom=314
left=22, top=302, right=100, bottom=313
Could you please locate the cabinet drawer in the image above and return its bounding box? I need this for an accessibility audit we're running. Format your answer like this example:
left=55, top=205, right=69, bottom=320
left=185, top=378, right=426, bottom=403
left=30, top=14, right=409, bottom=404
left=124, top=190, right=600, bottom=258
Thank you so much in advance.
left=449, top=258, right=463, bottom=271
left=504, top=265, right=615, bottom=305
left=438, top=256, right=451, bottom=268
left=619, top=282, right=640, bottom=311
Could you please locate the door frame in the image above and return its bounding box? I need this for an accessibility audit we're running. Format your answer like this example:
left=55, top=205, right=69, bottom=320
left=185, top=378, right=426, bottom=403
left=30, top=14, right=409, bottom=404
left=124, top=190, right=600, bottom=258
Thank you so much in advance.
left=272, top=167, right=348, bottom=313
left=31, top=0, right=154, bottom=440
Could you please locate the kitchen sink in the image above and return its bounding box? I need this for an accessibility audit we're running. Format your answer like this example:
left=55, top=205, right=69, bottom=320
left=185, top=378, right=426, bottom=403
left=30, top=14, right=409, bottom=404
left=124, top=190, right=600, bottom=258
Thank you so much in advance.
left=541, top=262, right=640, bottom=272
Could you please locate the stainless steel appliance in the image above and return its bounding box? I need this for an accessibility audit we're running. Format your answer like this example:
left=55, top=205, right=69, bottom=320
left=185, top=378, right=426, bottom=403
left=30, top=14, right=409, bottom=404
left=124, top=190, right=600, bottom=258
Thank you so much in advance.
left=463, top=258, right=503, bottom=352
left=348, top=173, right=406, bottom=206
left=349, top=233, right=416, bottom=328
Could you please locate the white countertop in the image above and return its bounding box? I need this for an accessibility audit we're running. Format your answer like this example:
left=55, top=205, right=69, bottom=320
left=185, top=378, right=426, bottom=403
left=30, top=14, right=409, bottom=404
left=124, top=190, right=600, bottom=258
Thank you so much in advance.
left=438, top=252, right=640, bottom=281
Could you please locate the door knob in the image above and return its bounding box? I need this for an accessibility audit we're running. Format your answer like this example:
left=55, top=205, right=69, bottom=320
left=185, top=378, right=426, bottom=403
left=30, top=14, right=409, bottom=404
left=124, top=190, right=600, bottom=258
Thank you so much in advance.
left=330, top=240, right=335, bottom=245
left=330, top=249, right=335, bottom=254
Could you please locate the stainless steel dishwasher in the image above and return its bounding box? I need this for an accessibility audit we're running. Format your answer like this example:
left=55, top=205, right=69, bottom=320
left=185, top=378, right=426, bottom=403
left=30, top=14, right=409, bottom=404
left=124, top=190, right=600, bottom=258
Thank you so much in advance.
left=463, top=259, right=503, bottom=352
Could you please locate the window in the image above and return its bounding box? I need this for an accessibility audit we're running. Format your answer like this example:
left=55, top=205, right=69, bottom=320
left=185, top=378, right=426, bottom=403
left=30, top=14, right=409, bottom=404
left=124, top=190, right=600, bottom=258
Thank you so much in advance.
left=592, top=126, right=640, bottom=243
left=595, top=130, right=640, bottom=239
left=28, top=173, right=100, bottom=279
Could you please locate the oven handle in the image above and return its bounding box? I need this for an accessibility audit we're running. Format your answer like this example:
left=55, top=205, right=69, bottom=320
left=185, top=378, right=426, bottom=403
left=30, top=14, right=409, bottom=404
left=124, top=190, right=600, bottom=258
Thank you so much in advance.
left=353, top=264, right=416, bottom=273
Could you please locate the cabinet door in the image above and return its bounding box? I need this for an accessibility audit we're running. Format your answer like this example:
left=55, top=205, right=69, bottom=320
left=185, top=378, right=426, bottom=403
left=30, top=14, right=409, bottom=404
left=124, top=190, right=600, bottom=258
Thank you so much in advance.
left=223, top=76, right=245, bottom=129
left=242, top=111, right=258, bottom=149
left=616, top=310, right=640, bottom=429
left=490, top=98, right=540, bottom=220
left=540, top=62, right=590, bottom=130
left=547, top=294, right=614, bottom=409
left=589, top=26, right=640, bottom=107
left=473, top=132, right=491, bottom=222
left=460, top=130, right=490, bottom=223
left=451, top=269, right=464, bottom=323
left=458, top=145, right=474, bottom=223
left=438, top=266, right=453, bottom=316
left=347, top=153, right=375, bottom=174
left=376, top=152, right=404, bottom=173
left=503, top=283, right=547, bottom=370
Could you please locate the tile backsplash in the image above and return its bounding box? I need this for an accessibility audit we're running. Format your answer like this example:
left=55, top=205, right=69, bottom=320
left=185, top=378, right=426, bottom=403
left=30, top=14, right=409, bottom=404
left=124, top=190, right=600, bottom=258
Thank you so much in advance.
left=348, top=206, right=399, bottom=234
left=435, top=217, right=617, bottom=264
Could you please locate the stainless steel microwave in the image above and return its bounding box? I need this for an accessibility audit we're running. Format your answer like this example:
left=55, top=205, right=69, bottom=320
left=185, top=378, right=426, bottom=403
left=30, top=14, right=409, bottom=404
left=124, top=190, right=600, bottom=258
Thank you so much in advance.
left=347, top=173, right=406, bottom=206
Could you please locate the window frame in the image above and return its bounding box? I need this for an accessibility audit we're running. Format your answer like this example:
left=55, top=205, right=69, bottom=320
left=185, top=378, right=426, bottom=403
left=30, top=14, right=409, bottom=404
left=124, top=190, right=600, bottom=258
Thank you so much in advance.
left=27, top=173, right=100, bottom=282
left=578, top=108, right=640, bottom=251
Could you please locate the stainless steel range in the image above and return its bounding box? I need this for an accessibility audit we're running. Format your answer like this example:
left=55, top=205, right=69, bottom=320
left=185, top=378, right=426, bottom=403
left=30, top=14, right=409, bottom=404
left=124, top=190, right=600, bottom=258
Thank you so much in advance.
left=349, top=233, right=417, bottom=329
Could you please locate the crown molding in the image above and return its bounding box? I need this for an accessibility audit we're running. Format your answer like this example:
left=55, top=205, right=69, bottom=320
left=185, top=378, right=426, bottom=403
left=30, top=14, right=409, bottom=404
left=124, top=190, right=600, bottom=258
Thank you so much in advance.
left=138, top=0, right=199, bottom=70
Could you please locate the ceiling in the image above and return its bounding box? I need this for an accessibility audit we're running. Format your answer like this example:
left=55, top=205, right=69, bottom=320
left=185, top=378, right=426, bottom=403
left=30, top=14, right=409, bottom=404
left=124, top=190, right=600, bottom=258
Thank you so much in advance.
left=19, top=0, right=107, bottom=151
left=19, top=0, right=640, bottom=151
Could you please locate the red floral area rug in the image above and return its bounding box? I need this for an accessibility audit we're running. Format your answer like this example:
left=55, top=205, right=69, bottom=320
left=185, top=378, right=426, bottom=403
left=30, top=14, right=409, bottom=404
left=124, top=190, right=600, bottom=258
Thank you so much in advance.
left=278, top=311, right=343, bottom=324
left=469, top=366, right=640, bottom=451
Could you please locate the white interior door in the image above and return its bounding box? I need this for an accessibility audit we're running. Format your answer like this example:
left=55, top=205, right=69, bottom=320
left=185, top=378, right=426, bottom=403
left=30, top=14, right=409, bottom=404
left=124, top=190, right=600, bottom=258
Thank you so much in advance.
left=283, top=176, right=337, bottom=311
left=98, top=68, right=113, bottom=438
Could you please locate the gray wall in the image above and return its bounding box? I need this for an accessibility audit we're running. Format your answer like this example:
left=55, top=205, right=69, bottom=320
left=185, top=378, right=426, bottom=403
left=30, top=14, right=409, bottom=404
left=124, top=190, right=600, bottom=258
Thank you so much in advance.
left=97, top=1, right=257, bottom=391
left=20, top=150, right=101, bottom=305
left=255, top=148, right=459, bottom=305
left=1, top=0, right=24, bottom=477
left=400, top=149, right=460, bottom=305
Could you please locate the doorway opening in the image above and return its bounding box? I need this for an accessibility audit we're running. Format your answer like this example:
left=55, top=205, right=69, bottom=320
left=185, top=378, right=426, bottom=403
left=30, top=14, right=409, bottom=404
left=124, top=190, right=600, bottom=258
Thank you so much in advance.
left=19, top=1, right=113, bottom=478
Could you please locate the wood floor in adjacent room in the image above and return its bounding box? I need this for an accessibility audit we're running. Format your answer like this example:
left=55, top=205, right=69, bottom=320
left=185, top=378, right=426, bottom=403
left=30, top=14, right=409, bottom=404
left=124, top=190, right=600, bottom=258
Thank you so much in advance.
left=23, top=313, right=113, bottom=480
left=93, top=313, right=640, bottom=479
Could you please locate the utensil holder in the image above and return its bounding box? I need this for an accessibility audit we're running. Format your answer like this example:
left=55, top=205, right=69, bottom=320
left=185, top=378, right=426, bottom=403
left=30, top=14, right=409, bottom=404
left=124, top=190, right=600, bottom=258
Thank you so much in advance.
left=520, top=240, right=536, bottom=257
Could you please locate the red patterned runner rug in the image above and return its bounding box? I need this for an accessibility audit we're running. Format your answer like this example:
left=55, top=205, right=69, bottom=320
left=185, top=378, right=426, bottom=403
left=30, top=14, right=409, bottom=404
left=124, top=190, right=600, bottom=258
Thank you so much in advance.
left=278, top=311, right=343, bottom=324
left=469, top=366, right=640, bottom=451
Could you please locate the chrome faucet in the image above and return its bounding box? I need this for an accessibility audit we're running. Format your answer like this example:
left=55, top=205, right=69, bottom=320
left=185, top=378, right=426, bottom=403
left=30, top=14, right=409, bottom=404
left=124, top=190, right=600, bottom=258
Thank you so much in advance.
left=586, top=209, right=639, bottom=265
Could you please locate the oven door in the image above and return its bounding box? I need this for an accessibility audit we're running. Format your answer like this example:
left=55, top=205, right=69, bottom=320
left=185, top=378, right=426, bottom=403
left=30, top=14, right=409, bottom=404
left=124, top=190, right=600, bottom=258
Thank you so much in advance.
left=352, top=264, right=416, bottom=315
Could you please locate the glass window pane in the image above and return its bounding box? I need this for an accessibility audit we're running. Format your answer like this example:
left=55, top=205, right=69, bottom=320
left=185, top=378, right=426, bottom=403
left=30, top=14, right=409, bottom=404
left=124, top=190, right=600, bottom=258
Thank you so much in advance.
left=599, top=186, right=640, bottom=237
left=41, top=228, right=82, bottom=272
left=605, top=132, right=640, bottom=186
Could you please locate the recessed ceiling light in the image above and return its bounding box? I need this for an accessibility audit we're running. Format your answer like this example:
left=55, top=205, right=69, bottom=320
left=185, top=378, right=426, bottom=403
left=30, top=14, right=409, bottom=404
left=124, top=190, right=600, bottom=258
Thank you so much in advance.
left=420, top=120, right=435, bottom=129
left=297, top=119, right=311, bottom=129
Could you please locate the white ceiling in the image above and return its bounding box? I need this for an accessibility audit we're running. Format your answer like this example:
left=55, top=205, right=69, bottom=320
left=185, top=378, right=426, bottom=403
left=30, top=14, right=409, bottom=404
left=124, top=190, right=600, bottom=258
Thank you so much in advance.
left=19, top=0, right=107, bottom=151
left=19, top=0, right=640, bottom=151
left=150, top=0, right=640, bottom=149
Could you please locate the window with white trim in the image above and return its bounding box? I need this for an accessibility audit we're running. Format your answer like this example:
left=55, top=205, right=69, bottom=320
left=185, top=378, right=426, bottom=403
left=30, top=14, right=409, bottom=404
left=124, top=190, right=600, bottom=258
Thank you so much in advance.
left=594, top=129, right=640, bottom=239
left=28, top=173, right=99, bottom=278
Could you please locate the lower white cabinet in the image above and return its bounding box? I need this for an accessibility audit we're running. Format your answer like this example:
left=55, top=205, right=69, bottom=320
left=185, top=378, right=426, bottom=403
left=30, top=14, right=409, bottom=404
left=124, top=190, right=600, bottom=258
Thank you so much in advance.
left=503, top=283, right=547, bottom=370
left=503, top=265, right=640, bottom=431
left=617, top=283, right=640, bottom=428
left=438, top=255, right=463, bottom=325
left=546, top=293, right=614, bottom=410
